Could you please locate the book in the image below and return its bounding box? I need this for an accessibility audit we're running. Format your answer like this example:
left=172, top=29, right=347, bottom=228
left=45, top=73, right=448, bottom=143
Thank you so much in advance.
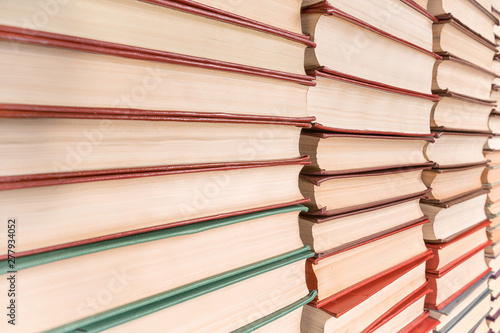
left=167, top=0, right=305, bottom=34
left=472, top=318, right=490, bottom=333
left=430, top=279, right=489, bottom=330
left=401, top=312, right=440, bottom=333
left=300, top=132, right=431, bottom=175
left=426, top=221, right=491, bottom=272
left=486, top=254, right=500, bottom=274
left=425, top=245, right=491, bottom=311
left=485, top=135, right=500, bottom=150
left=486, top=240, right=500, bottom=257
left=432, top=19, right=497, bottom=71
left=305, top=70, right=436, bottom=135
left=302, top=3, right=437, bottom=94
left=488, top=222, right=500, bottom=244
left=0, top=241, right=313, bottom=332
left=0, top=0, right=310, bottom=75
left=491, top=85, right=500, bottom=110
left=0, top=158, right=308, bottom=256
left=422, top=165, right=485, bottom=202
left=484, top=150, right=500, bottom=165
left=299, top=195, right=427, bottom=255
left=300, top=166, right=429, bottom=216
left=489, top=114, right=500, bottom=133
left=434, top=272, right=491, bottom=315
left=301, top=0, right=435, bottom=51
left=362, top=284, right=431, bottom=333
left=0, top=32, right=312, bottom=119
left=421, top=190, right=488, bottom=242
left=301, top=251, right=429, bottom=333
left=491, top=275, right=500, bottom=297
left=487, top=302, right=500, bottom=332
left=73, top=260, right=315, bottom=333
left=427, top=0, right=498, bottom=43
left=433, top=289, right=491, bottom=333
left=432, top=57, right=497, bottom=101
left=0, top=117, right=310, bottom=178
left=431, top=94, right=494, bottom=133
left=424, top=132, right=490, bottom=168
left=306, top=222, right=428, bottom=305
left=486, top=201, right=500, bottom=217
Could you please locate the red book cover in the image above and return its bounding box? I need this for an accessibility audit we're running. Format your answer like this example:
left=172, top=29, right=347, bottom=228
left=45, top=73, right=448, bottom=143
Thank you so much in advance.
left=426, top=221, right=491, bottom=271
left=362, top=284, right=432, bottom=333
left=0, top=27, right=316, bottom=92
left=301, top=166, right=432, bottom=216
left=307, top=247, right=433, bottom=308
left=425, top=268, right=491, bottom=311
left=0, top=157, right=310, bottom=259
left=398, top=311, right=440, bottom=333
left=317, top=249, right=431, bottom=316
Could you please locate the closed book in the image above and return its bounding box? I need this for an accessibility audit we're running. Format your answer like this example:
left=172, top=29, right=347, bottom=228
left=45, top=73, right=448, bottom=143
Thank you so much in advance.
left=302, top=2, right=438, bottom=94
left=431, top=94, right=494, bottom=133
left=305, top=70, right=436, bottom=136
left=424, top=132, right=490, bottom=169
left=0, top=116, right=311, bottom=179
left=301, top=0, right=435, bottom=50
left=300, top=132, right=432, bottom=175
left=432, top=19, right=497, bottom=71
left=425, top=221, right=491, bottom=272
left=299, top=195, right=428, bottom=256
left=300, top=166, right=430, bottom=216
left=2, top=245, right=314, bottom=333
left=301, top=250, right=430, bottom=332
left=0, top=207, right=312, bottom=332
left=427, top=0, right=497, bottom=43
left=362, top=284, right=432, bottom=333
left=422, top=165, right=486, bottom=203
left=425, top=244, right=491, bottom=311
left=0, top=31, right=313, bottom=121
left=73, top=259, right=316, bottom=333
left=0, top=0, right=312, bottom=76
left=431, top=288, right=491, bottom=333
left=432, top=57, right=497, bottom=102
left=0, top=158, right=309, bottom=256
left=434, top=291, right=491, bottom=333
left=400, top=311, right=440, bottom=333
left=421, top=189, right=488, bottom=242
left=306, top=221, right=429, bottom=306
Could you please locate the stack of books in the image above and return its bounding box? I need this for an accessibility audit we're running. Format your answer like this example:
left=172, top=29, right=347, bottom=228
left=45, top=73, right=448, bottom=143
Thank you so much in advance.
left=486, top=2, right=500, bottom=331
left=422, top=0, right=498, bottom=332
left=297, top=0, right=440, bottom=331
left=0, top=1, right=318, bottom=332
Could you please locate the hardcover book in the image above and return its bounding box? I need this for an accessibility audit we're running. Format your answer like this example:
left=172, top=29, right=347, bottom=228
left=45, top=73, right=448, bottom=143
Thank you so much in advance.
left=0, top=32, right=313, bottom=120
left=305, top=70, right=436, bottom=135
left=305, top=222, right=428, bottom=305
left=0, top=158, right=309, bottom=255
left=0, top=207, right=312, bottom=332
left=0, top=0, right=311, bottom=75
left=302, top=3, right=438, bottom=94
left=300, top=132, right=431, bottom=175
left=301, top=251, right=430, bottom=333
left=300, top=166, right=429, bottom=216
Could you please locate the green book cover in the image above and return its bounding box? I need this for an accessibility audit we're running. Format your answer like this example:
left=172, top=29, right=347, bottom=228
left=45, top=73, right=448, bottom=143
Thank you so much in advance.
left=0, top=204, right=308, bottom=273
left=48, top=247, right=314, bottom=333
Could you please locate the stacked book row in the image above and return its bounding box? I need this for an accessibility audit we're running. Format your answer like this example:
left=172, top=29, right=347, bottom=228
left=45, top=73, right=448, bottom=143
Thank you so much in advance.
left=485, top=1, right=500, bottom=332
left=3, top=0, right=500, bottom=332
left=0, top=1, right=317, bottom=332
left=423, top=0, right=499, bottom=332
left=298, top=0, right=439, bottom=332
